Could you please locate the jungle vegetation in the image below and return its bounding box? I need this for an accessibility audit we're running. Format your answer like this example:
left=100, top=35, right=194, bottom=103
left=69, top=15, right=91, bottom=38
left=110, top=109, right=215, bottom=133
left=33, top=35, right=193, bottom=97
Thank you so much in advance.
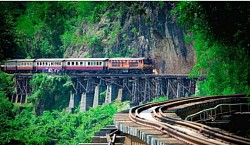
left=171, top=2, right=249, bottom=96
left=0, top=72, right=127, bottom=144
left=0, top=1, right=249, bottom=144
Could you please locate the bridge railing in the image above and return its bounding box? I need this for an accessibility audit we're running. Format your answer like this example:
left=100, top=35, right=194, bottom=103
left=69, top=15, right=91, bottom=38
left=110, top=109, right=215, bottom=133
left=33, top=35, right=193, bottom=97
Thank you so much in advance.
left=185, top=103, right=250, bottom=122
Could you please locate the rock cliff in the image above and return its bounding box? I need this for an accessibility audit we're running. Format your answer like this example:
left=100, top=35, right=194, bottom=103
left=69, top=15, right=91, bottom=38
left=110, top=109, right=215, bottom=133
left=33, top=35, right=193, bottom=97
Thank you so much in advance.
left=65, top=2, right=195, bottom=74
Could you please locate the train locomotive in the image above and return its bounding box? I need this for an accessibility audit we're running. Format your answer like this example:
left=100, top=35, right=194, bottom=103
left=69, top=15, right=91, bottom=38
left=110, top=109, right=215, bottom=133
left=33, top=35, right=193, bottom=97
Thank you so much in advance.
left=1, top=57, right=154, bottom=74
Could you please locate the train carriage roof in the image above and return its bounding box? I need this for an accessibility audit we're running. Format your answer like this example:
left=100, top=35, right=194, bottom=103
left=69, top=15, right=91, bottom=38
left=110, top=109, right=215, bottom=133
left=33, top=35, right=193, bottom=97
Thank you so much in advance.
left=108, top=57, right=145, bottom=60
left=64, top=58, right=108, bottom=61
left=35, top=58, right=65, bottom=61
left=6, top=59, right=18, bottom=62
left=16, top=59, right=36, bottom=62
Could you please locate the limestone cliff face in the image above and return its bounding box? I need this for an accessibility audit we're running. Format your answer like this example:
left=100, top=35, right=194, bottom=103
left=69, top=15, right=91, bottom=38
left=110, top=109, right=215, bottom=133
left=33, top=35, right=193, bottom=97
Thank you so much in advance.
left=65, top=2, right=195, bottom=74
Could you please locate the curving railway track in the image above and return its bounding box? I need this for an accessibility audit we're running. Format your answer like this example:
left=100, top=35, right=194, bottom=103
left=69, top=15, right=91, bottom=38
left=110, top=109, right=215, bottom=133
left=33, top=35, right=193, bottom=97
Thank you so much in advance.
left=128, top=94, right=250, bottom=145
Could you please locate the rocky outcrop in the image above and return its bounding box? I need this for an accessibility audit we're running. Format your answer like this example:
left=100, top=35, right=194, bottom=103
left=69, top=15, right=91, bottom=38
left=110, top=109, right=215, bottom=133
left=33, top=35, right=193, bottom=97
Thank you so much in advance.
left=65, top=2, right=195, bottom=74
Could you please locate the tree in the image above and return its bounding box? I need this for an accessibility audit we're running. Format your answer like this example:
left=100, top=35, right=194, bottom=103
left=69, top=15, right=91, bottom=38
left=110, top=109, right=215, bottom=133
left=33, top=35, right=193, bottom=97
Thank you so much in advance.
left=171, top=2, right=249, bottom=95
left=29, top=73, right=72, bottom=115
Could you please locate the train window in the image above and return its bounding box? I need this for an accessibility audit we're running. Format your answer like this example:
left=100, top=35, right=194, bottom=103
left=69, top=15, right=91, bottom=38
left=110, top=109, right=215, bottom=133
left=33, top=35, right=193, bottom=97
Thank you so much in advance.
left=80, top=62, right=83, bottom=65
left=129, top=62, right=138, bottom=67
left=67, top=62, right=70, bottom=66
left=75, top=62, right=78, bottom=66
left=112, top=62, right=120, bottom=67
left=72, top=62, right=74, bottom=65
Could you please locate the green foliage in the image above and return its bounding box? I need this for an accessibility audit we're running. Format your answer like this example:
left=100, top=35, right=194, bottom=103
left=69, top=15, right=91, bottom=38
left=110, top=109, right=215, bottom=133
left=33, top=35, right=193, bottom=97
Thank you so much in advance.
left=125, top=47, right=136, bottom=57
left=171, top=2, right=249, bottom=96
left=0, top=97, right=123, bottom=144
left=150, top=96, right=168, bottom=103
left=0, top=72, right=14, bottom=98
left=77, top=2, right=109, bottom=23
left=15, top=2, right=67, bottom=58
left=29, top=73, right=73, bottom=115
left=0, top=2, right=24, bottom=60
left=131, top=27, right=137, bottom=33
left=99, top=90, right=106, bottom=103
left=108, top=51, right=122, bottom=58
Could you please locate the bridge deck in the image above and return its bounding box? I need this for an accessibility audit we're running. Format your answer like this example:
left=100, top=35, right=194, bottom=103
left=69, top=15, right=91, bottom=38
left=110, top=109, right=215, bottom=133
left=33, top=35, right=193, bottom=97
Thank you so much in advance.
left=114, top=112, right=186, bottom=145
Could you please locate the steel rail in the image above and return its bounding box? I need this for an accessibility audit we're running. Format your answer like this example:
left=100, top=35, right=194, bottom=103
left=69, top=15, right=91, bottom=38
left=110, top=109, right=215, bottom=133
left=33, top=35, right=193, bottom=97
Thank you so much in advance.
left=129, top=94, right=250, bottom=145
left=129, top=104, right=214, bottom=145
left=156, top=97, right=250, bottom=144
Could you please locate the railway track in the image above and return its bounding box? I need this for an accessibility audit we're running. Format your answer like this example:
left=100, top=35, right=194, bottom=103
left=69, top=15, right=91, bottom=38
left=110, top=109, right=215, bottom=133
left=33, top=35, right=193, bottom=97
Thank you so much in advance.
left=129, top=94, right=250, bottom=145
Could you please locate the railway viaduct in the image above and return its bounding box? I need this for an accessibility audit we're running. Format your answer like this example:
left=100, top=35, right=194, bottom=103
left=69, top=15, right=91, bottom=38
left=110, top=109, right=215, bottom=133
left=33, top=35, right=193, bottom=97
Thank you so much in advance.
left=11, top=74, right=250, bottom=145
left=11, top=73, right=200, bottom=112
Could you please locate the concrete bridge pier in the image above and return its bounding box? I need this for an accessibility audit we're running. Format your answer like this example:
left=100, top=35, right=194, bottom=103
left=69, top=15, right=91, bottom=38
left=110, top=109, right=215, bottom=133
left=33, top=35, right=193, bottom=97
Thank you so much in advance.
left=93, top=85, right=100, bottom=107
left=80, top=92, right=87, bottom=112
left=131, top=79, right=140, bottom=103
left=104, top=84, right=118, bottom=104
left=11, top=94, right=16, bottom=103
left=20, top=94, right=27, bottom=103
left=67, top=92, right=75, bottom=112
left=104, top=85, right=112, bottom=104
left=116, top=88, right=123, bottom=102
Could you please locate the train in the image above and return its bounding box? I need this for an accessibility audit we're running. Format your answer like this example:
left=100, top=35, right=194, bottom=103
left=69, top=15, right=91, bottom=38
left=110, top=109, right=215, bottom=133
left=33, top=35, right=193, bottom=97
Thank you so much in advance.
left=1, top=57, right=154, bottom=74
